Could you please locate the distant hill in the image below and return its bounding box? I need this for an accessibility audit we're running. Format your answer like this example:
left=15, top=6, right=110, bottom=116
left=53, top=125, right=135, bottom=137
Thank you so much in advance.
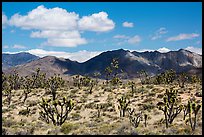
left=2, top=52, right=39, bottom=70
left=3, top=49, right=202, bottom=79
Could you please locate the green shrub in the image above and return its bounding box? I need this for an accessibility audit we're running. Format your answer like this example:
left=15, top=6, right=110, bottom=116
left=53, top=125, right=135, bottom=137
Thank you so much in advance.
left=61, top=123, right=79, bottom=134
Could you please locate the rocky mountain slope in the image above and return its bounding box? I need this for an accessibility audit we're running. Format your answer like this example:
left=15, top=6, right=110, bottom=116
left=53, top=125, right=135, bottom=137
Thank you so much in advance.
left=2, top=52, right=39, bottom=70
left=3, top=49, right=202, bottom=79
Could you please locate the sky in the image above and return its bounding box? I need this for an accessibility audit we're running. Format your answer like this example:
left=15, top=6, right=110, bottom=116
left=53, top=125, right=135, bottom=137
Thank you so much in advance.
left=2, top=2, right=202, bottom=62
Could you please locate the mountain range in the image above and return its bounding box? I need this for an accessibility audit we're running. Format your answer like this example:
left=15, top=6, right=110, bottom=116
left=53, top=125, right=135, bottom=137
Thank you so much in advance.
left=2, top=49, right=202, bottom=79
left=2, top=52, right=39, bottom=70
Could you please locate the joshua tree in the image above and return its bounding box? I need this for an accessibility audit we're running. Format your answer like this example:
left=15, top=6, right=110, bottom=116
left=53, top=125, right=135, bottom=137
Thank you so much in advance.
left=89, top=79, right=95, bottom=94
left=163, top=69, right=176, bottom=84
left=139, top=70, right=149, bottom=84
left=93, top=72, right=101, bottom=85
left=127, top=108, right=143, bottom=128
left=6, top=70, right=21, bottom=90
left=39, top=96, right=75, bottom=126
left=22, top=76, right=33, bottom=104
left=96, top=104, right=104, bottom=118
left=185, top=100, right=201, bottom=131
left=178, top=72, right=188, bottom=88
left=118, top=96, right=131, bottom=117
left=32, top=68, right=46, bottom=88
left=46, top=74, right=65, bottom=100
left=128, top=81, right=136, bottom=96
left=144, top=114, right=148, bottom=127
left=157, top=88, right=183, bottom=128
left=73, top=75, right=81, bottom=89
left=105, top=58, right=122, bottom=87
left=105, top=66, right=112, bottom=84
left=3, top=83, right=12, bottom=106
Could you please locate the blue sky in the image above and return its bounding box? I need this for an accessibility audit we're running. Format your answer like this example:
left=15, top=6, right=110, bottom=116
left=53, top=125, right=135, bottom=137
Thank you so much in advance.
left=2, top=2, right=202, bottom=62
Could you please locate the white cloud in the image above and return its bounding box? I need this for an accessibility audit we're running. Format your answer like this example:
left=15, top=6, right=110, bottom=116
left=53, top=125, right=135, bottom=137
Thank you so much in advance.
left=44, top=38, right=87, bottom=47
left=9, top=5, right=79, bottom=30
left=166, top=33, right=199, bottom=42
left=27, top=49, right=102, bottom=62
left=157, top=47, right=170, bottom=53
left=185, top=46, right=202, bottom=55
left=8, top=6, right=115, bottom=48
left=129, top=47, right=171, bottom=53
left=13, top=44, right=26, bottom=49
left=78, top=12, right=115, bottom=32
left=30, top=30, right=80, bottom=38
left=123, top=21, right=134, bottom=28
left=2, top=12, right=8, bottom=28
left=113, top=35, right=129, bottom=39
left=127, top=35, right=141, bottom=44
left=151, top=27, right=168, bottom=40
left=30, top=30, right=87, bottom=47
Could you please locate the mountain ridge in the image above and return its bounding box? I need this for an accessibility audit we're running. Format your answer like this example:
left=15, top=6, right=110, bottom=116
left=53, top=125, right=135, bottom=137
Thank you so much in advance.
left=3, top=49, right=202, bottom=79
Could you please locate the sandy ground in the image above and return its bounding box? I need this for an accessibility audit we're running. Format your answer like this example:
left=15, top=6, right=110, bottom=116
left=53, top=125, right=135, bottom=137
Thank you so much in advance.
left=2, top=80, right=202, bottom=135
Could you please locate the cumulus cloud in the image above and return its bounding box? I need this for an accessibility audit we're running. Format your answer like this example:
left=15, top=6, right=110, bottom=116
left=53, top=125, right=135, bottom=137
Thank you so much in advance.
left=27, top=49, right=102, bottom=62
left=123, top=21, right=134, bottom=28
left=8, top=6, right=115, bottom=47
left=78, top=12, right=115, bottom=32
left=9, top=5, right=79, bottom=30
left=185, top=46, right=202, bottom=55
left=2, top=12, right=8, bottom=28
left=13, top=44, right=26, bottom=49
left=127, top=35, right=141, bottom=44
left=166, top=33, right=199, bottom=42
left=151, top=27, right=168, bottom=40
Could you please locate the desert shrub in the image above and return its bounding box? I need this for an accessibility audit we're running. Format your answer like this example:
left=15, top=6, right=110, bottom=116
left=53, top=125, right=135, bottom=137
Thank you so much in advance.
left=84, top=102, right=95, bottom=109
left=146, top=85, right=154, bottom=89
left=70, top=89, right=78, bottom=94
left=103, top=87, right=112, bottom=92
left=99, top=123, right=115, bottom=134
left=27, top=100, right=38, bottom=107
left=71, top=113, right=82, bottom=120
left=2, top=128, right=8, bottom=135
left=18, top=107, right=30, bottom=116
left=195, top=91, right=202, bottom=97
left=157, top=93, right=163, bottom=98
left=148, top=92, right=156, bottom=97
left=47, top=128, right=61, bottom=135
left=2, top=119, right=16, bottom=127
left=74, top=104, right=82, bottom=110
left=61, top=123, right=79, bottom=134
left=142, top=103, right=155, bottom=112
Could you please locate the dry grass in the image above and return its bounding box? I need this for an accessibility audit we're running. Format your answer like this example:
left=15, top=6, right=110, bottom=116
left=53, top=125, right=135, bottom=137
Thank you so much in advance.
left=2, top=80, right=202, bottom=135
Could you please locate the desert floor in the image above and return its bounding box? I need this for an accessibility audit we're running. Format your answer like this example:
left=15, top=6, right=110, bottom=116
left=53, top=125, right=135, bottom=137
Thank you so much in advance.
left=2, top=79, right=202, bottom=135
